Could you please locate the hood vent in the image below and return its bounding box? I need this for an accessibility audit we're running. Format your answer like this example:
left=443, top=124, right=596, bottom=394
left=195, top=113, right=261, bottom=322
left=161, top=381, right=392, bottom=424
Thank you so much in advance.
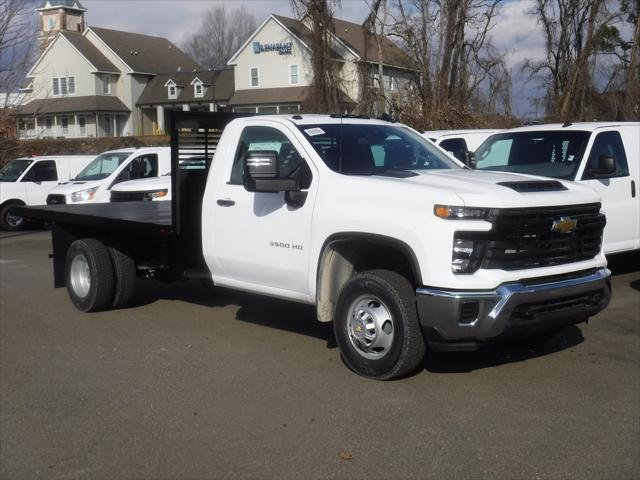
left=497, top=180, right=567, bottom=192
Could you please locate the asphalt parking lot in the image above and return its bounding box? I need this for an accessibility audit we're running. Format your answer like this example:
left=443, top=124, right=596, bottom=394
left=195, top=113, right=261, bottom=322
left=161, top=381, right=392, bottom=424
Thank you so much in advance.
left=0, top=229, right=638, bottom=480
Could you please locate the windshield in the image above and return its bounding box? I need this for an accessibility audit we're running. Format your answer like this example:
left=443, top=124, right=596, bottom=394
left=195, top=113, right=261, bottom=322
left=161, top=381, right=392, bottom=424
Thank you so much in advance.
left=74, top=152, right=131, bottom=181
left=474, top=130, right=591, bottom=179
left=297, top=123, right=460, bottom=175
left=0, top=159, right=33, bottom=182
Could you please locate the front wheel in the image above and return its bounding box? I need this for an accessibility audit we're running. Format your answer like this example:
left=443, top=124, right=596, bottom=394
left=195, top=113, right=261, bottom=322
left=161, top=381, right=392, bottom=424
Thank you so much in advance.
left=65, top=239, right=114, bottom=312
left=334, top=270, right=426, bottom=380
left=0, top=205, right=25, bottom=231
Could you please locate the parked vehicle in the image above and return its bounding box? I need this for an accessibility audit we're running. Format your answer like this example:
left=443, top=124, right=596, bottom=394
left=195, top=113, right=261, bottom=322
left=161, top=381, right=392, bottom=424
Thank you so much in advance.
left=109, top=157, right=208, bottom=202
left=0, top=155, right=95, bottom=230
left=45, top=147, right=170, bottom=205
left=423, top=129, right=499, bottom=165
left=474, top=122, right=640, bottom=254
left=14, top=113, right=611, bottom=380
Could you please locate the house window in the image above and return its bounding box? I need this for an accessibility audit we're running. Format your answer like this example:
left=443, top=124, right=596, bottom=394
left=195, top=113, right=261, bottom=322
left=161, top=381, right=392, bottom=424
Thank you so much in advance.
left=250, top=67, right=259, bottom=87
left=290, top=65, right=299, bottom=85
left=102, top=75, right=110, bottom=94
left=168, top=84, right=177, bottom=99
left=61, top=116, right=69, bottom=135
left=194, top=82, right=203, bottom=98
left=386, top=75, right=394, bottom=91
left=45, top=118, right=53, bottom=134
left=78, top=116, right=86, bottom=136
left=104, top=115, right=113, bottom=136
left=52, top=76, right=75, bottom=96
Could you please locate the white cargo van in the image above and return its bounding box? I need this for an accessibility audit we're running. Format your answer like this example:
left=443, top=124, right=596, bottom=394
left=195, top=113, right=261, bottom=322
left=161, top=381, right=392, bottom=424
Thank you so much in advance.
left=423, top=129, right=499, bottom=165
left=0, top=155, right=94, bottom=230
left=474, top=122, right=640, bottom=254
left=46, top=147, right=170, bottom=205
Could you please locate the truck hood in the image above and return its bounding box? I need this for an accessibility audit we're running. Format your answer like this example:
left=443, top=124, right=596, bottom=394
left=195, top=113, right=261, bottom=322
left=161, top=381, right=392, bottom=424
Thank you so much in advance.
left=111, top=176, right=170, bottom=192
left=48, top=180, right=103, bottom=196
left=389, top=169, right=601, bottom=208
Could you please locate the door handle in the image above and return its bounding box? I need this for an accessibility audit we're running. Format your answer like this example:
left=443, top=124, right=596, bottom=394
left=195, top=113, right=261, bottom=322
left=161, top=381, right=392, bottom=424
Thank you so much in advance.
left=632, top=180, right=636, bottom=198
left=216, top=198, right=235, bottom=207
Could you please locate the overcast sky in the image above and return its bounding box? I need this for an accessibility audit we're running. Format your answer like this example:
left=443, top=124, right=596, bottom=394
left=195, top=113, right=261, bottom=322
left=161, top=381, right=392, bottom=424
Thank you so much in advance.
left=81, top=0, right=546, bottom=117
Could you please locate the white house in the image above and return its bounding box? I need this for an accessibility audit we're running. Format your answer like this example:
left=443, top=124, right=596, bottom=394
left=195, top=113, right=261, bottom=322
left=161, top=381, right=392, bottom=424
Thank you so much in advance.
left=226, top=14, right=416, bottom=114
left=17, top=1, right=233, bottom=139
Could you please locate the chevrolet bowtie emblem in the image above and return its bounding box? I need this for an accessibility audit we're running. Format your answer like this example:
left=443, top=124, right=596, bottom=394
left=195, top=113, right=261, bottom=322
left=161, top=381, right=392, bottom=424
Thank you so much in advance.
left=551, top=216, right=578, bottom=234
left=354, top=325, right=363, bottom=333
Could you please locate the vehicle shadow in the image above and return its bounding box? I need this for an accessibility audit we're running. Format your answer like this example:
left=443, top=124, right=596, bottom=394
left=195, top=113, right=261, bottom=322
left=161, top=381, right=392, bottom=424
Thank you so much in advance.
left=423, top=325, right=584, bottom=374
left=130, top=279, right=337, bottom=347
left=606, top=251, right=640, bottom=275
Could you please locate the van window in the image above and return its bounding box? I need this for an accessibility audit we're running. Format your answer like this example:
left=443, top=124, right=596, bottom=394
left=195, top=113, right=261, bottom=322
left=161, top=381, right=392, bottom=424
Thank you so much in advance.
left=75, top=152, right=130, bottom=180
left=0, top=159, right=33, bottom=182
left=230, top=126, right=312, bottom=188
left=115, top=154, right=158, bottom=184
left=582, top=131, right=629, bottom=179
left=23, top=160, right=58, bottom=182
left=475, top=131, right=590, bottom=179
left=439, top=138, right=468, bottom=163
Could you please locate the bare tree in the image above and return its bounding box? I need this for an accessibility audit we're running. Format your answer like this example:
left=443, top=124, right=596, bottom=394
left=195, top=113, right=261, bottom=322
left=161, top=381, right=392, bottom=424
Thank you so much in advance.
left=389, top=0, right=510, bottom=129
left=524, top=0, right=624, bottom=121
left=290, top=0, right=342, bottom=112
left=0, top=0, right=38, bottom=156
left=184, top=5, right=256, bottom=70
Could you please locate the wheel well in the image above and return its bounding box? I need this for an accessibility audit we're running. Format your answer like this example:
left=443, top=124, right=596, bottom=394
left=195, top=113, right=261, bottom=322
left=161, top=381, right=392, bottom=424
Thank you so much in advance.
left=1, top=199, right=26, bottom=209
left=316, top=237, right=422, bottom=323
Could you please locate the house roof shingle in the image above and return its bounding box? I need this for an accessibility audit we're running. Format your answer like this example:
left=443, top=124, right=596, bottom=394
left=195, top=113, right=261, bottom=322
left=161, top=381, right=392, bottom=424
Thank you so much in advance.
left=18, top=96, right=130, bottom=115
left=136, top=69, right=235, bottom=105
left=89, top=27, right=202, bottom=74
left=60, top=31, right=119, bottom=73
left=229, top=86, right=354, bottom=106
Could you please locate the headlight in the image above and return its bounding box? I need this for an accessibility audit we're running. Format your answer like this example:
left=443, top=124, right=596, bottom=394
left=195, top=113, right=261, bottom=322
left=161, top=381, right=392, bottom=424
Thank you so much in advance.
left=452, top=237, right=486, bottom=274
left=71, top=186, right=99, bottom=202
left=434, top=205, right=489, bottom=220
left=143, top=189, right=168, bottom=201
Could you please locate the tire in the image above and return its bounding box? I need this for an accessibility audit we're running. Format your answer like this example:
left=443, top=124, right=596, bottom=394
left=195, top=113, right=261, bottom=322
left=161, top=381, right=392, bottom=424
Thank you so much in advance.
left=65, top=239, right=114, bottom=312
left=0, top=204, right=25, bottom=231
left=108, top=246, right=136, bottom=309
left=333, top=269, right=426, bottom=380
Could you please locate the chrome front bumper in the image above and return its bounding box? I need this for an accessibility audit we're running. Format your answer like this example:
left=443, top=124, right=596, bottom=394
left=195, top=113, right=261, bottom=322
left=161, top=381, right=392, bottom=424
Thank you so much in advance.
left=416, top=268, right=611, bottom=350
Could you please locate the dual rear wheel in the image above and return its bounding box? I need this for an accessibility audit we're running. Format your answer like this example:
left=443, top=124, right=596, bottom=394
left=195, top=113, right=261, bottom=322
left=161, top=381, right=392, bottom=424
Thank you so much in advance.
left=65, top=239, right=136, bottom=312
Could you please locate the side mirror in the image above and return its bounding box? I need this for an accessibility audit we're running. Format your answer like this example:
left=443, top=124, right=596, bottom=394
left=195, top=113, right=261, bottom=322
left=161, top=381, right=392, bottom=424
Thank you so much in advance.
left=466, top=150, right=476, bottom=168
left=588, top=154, right=616, bottom=178
left=244, top=150, right=299, bottom=193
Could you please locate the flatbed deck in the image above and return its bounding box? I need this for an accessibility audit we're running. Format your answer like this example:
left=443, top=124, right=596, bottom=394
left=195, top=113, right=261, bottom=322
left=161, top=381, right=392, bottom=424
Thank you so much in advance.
left=12, top=202, right=173, bottom=235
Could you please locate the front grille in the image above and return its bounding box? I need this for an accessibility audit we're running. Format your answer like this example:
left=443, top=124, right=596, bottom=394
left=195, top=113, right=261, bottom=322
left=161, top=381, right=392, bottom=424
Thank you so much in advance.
left=110, top=191, right=147, bottom=202
left=46, top=194, right=66, bottom=205
left=512, top=289, right=605, bottom=321
left=457, top=203, right=605, bottom=270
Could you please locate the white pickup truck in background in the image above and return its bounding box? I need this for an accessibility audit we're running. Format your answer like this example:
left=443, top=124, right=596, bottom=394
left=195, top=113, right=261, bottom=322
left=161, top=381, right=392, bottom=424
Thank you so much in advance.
left=14, top=113, right=612, bottom=380
left=0, top=155, right=95, bottom=230
left=423, top=129, right=499, bottom=165
left=45, top=147, right=170, bottom=205
left=474, top=122, right=640, bottom=254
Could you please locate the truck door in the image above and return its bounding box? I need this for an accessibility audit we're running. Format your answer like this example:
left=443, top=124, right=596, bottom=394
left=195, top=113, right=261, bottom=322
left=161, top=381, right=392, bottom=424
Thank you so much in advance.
left=580, top=130, right=638, bottom=253
left=23, top=160, right=59, bottom=205
left=210, top=122, right=317, bottom=297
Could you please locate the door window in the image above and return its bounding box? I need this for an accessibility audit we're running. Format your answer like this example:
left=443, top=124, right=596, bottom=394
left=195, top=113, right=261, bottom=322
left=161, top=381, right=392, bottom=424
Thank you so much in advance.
left=582, top=131, right=629, bottom=179
left=230, top=126, right=312, bottom=188
left=22, top=160, right=58, bottom=182
left=439, top=138, right=468, bottom=163
left=115, top=154, right=158, bottom=184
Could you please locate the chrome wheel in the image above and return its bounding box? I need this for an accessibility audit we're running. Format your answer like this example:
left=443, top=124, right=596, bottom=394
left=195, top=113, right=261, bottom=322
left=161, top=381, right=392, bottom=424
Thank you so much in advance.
left=5, top=213, right=23, bottom=228
left=70, top=254, right=91, bottom=298
left=347, top=295, right=395, bottom=359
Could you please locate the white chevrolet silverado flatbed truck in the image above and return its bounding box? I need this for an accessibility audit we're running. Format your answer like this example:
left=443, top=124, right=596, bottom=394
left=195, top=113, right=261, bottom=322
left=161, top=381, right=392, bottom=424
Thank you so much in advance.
left=13, top=112, right=612, bottom=380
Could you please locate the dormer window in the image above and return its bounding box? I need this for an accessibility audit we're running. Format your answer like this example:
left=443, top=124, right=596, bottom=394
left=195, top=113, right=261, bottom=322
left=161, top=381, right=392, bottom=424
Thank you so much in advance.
left=165, top=79, right=178, bottom=100
left=191, top=77, right=204, bottom=98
